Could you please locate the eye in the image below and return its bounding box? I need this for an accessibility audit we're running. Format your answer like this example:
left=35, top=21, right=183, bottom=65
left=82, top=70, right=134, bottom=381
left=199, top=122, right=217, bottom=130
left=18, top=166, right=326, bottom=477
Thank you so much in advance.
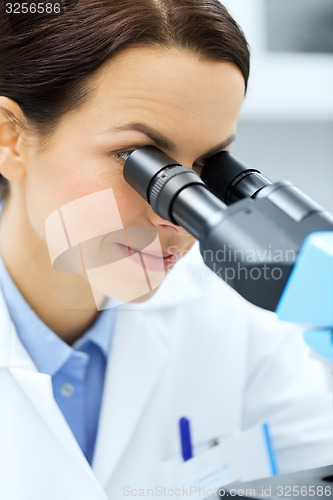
left=112, top=151, right=133, bottom=164
left=193, top=149, right=229, bottom=176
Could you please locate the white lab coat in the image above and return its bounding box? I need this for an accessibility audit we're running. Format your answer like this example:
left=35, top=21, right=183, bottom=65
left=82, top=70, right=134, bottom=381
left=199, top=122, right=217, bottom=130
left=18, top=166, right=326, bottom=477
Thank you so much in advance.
left=1, top=243, right=333, bottom=499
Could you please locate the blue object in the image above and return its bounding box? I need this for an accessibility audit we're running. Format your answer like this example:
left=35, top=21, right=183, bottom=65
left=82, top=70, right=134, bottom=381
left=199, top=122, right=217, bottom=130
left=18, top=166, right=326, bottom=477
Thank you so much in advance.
left=276, top=231, right=333, bottom=362
left=263, top=423, right=279, bottom=476
left=277, top=232, right=333, bottom=327
left=179, top=416, right=193, bottom=461
left=303, top=329, right=333, bottom=362
left=0, top=255, right=116, bottom=466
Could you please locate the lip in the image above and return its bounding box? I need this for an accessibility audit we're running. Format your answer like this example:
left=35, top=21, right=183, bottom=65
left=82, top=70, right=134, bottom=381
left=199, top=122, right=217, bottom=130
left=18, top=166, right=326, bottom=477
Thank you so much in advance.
left=118, top=243, right=181, bottom=258
left=140, top=248, right=180, bottom=258
left=116, top=243, right=180, bottom=271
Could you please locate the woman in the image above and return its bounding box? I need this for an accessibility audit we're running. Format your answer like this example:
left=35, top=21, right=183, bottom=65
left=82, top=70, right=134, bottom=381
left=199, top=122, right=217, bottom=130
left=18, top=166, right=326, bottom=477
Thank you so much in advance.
left=0, top=1, right=332, bottom=499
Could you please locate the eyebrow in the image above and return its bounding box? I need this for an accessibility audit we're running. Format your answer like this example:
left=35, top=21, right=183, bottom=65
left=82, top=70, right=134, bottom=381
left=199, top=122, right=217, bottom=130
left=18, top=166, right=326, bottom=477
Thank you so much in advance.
left=109, top=122, right=235, bottom=159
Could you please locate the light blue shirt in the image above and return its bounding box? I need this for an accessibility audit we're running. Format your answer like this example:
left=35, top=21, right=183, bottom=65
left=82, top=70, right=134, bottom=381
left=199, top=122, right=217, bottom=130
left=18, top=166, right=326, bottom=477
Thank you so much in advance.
left=0, top=255, right=116, bottom=466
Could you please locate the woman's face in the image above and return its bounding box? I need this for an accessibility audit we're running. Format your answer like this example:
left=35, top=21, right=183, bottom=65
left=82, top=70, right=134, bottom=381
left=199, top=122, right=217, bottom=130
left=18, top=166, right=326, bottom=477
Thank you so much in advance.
left=17, top=46, right=245, bottom=304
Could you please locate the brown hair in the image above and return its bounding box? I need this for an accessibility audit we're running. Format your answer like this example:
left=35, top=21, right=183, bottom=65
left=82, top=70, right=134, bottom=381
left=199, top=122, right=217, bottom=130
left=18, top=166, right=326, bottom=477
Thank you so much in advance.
left=0, top=0, right=250, bottom=195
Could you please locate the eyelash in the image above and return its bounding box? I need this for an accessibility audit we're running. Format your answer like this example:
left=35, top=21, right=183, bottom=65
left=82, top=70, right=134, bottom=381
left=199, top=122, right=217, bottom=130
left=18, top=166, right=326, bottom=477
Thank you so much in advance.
left=111, top=149, right=225, bottom=170
left=112, top=151, right=133, bottom=163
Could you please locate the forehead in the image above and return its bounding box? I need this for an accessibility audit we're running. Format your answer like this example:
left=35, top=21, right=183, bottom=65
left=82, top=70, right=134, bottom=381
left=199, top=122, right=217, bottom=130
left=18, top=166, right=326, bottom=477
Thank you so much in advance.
left=85, top=46, right=245, bottom=139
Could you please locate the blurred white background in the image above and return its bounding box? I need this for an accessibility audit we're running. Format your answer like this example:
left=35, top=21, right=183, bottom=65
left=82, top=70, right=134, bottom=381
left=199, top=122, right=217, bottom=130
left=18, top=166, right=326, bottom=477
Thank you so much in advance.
left=221, top=0, right=333, bottom=211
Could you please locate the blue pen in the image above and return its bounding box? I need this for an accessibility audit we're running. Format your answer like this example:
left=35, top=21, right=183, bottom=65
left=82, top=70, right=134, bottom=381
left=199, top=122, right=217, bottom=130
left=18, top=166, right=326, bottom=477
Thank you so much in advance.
left=179, top=417, right=193, bottom=461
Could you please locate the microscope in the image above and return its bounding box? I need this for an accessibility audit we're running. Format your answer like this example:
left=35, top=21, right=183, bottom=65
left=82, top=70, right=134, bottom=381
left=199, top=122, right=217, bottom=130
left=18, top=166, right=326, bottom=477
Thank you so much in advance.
left=122, top=145, right=333, bottom=499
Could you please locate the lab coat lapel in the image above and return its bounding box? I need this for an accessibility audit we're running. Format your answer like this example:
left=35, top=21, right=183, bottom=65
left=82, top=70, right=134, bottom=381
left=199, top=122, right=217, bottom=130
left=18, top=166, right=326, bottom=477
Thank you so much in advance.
left=9, top=367, right=88, bottom=461
left=0, top=293, right=110, bottom=498
left=0, top=293, right=97, bottom=472
left=92, top=307, right=170, bottom=486
left=2, top=308, right=89, bottom=463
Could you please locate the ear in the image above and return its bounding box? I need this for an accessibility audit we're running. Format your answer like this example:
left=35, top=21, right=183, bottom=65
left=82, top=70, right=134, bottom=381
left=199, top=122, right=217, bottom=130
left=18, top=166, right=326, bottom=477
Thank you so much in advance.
left=0, top=96, right=28, bottom=181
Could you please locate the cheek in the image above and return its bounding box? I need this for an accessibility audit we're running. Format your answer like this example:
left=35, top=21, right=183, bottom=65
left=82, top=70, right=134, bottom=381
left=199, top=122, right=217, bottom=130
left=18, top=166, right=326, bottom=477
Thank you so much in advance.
left=25, top=173, right=103, bottom=241
left=111, top=178, right=149, bottom=225
left=24, top=153, right=146, bottom=241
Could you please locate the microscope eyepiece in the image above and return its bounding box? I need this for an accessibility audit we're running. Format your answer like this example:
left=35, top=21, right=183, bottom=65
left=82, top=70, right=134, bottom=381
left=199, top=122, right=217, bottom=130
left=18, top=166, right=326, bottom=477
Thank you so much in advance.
left=201, top=151, right=271, bottom=205
left=123, top=145, right=212, bottom=226
left=121, top=144, right=333, bottom=311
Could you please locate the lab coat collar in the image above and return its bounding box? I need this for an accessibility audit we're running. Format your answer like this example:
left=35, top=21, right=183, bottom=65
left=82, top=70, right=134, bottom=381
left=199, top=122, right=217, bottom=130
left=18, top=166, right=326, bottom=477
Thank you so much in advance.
left=0, top=290, right=80, bottom=453
left=0, top=290, right=37, bottom=371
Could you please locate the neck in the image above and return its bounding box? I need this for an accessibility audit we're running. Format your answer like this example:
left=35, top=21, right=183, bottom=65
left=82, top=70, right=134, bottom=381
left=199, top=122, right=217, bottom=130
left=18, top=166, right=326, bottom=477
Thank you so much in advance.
left=0, top=190, right=101, bottom=344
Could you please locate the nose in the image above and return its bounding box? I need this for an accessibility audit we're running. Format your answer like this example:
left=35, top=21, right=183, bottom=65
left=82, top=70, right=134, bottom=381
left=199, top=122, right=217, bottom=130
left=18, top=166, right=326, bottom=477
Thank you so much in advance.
left=148, top=209, right=192, bottom=237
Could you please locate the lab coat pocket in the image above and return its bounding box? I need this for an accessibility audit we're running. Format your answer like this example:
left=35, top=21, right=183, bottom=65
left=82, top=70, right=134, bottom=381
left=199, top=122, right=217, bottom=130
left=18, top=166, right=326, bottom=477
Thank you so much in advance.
left=156, top=424, right=276, bottom=499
